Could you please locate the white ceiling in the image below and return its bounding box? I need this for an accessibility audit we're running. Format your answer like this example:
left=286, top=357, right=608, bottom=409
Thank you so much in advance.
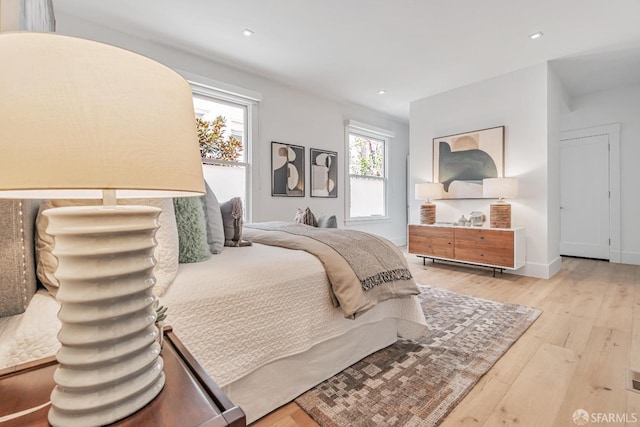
left=53, top=0, right=640, bottom=121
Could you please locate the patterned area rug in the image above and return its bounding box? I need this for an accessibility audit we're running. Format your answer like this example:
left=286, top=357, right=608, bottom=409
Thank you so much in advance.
left=295, top=285, right=541, bottom=426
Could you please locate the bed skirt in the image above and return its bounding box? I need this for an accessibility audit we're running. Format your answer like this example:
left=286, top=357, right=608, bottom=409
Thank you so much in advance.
left=223, top=317, right=398, bottom=423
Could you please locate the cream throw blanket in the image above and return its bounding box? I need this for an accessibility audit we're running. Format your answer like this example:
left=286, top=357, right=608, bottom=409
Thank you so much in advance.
left=244, top=222, right=419, bottom=318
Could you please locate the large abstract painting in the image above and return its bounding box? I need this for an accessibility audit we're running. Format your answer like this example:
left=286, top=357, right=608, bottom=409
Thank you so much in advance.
left=310, top=148, right=337, bottom=198
left=272, top=141, right=305, bottom=197
left=433, top=126, right=504, bottom=199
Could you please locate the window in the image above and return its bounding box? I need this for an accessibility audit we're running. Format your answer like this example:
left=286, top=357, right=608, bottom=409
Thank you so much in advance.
left=346, top=121, right=393, bottom=221
left=191, top=85, right=251, bottom=217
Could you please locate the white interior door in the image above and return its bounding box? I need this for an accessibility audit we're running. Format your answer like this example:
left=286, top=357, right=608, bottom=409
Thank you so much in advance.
left=560, top=134, right=610, bottom=260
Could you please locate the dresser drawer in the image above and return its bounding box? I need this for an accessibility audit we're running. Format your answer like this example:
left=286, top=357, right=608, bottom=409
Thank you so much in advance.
left=408, top=225, right=454, bottom=259
left=454, top=228, right=515, bottom=268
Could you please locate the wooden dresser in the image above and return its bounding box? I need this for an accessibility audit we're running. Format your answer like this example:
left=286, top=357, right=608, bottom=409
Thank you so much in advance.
left=408, top=224, right=525, bottom=273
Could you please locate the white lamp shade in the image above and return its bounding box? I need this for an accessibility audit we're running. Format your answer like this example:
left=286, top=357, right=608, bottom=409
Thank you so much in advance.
left=483, top=177, right=519, bottom=199
left=415, top=182, right=443, bottom=201
left=0, top=32, right=204, bottom=199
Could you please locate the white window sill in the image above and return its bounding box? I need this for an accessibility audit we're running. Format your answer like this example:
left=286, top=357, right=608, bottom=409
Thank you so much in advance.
left=344, top=216, right=391, bottom=226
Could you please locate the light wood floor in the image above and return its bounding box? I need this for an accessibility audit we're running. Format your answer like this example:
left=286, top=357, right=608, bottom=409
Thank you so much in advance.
left=252, top=256, right=640, bottom=427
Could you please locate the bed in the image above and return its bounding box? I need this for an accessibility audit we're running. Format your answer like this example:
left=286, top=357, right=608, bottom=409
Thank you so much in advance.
left=0, top=226, right=427, bottom=424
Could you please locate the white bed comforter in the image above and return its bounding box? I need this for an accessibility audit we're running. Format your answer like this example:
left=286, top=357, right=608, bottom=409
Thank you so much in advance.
left=0, top=243, right=427, bottom=389
left=0, top=290, right=61, bottom=368
left=162, top=243, right=426, bottom=387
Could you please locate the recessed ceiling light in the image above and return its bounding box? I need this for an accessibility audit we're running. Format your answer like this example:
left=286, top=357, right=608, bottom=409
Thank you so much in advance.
left=529, top=31, right=543, bottom=40
left=377, top=90, right=386, bottom=95
left=242, top=28, right=254, bottom=37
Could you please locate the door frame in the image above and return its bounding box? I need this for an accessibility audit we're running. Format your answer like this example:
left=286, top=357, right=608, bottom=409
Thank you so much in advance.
left=560, top=124, right=620, bottom=263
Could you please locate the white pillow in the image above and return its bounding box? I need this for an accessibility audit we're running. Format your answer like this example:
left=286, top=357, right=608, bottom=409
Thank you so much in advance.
left=35, top=198, right=179, bottom=297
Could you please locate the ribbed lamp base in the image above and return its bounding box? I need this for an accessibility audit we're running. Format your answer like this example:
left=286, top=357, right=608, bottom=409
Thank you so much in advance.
left=420, top=203, right=436, bottom=225
left=44, top=205, right=165, bottom=427
left=490, top=203, right=511, bottom=228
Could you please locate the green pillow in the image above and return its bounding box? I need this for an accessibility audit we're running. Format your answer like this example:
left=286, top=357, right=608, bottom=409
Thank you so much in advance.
left=173, top=197, right=211, bottom=263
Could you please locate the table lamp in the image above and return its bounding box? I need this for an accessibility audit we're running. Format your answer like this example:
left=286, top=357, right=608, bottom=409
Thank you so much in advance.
left=415, top=182, right=443, bottom=224
left=0, top=33, right=204, bottom=426
left=483, top=177, right=519, bottom=228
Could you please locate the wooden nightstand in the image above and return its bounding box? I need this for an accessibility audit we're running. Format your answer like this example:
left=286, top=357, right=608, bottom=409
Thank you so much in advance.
left=0, top=326, right=246, bottom=427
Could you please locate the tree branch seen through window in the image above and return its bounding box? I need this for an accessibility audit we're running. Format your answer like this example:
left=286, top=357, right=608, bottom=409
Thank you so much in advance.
left=197, top=116, right=243, bottom=162
left=349, top=135, right=383, bottom=176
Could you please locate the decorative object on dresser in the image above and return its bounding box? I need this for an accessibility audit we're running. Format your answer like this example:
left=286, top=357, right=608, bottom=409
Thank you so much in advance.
left=483, top=177, right=519, bottom=228
left=310, top=148, right=338, bottom=197
left=457, top=215, right=470, bottom=227
left=469, top=211, right=486, bottom=227
left=433, top=126, right=504, bottom=199
left=271, top=141, right=305, bottom=197
left=415, top=182, right=443, bottom=224
left=0, top=32, right=204, bottom=427
left=408, top=224, right=525, bottom=276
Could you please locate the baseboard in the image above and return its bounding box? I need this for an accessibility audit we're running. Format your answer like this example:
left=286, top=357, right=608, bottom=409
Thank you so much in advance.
left=547, top=256, right=562, bottom=277
left=621, top=251, right=640, bottom=266
left=513, top=257, right=562, bottom=279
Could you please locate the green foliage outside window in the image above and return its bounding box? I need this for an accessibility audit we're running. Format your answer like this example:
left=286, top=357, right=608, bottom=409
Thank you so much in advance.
left=197, top=116, right=243, bottom=162
left=349, top=135, right=383, bottom=176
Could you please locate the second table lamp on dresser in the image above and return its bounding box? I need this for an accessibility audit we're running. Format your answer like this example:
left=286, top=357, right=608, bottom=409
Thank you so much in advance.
left=415, top=182, right=443, bottom=224
left=483, top=177, right=519, bottom=228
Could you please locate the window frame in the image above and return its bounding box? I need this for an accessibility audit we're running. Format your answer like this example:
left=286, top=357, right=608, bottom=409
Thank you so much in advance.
left=189, top=80, right=257, bottom=221
left=344, top=120, right=394, bottom=224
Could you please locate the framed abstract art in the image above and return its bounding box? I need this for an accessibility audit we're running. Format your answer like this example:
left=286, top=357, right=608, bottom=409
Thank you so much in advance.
left=310, top=148, right=337, bottom=198
left=433, top=126, right=504, bottom=199
left=271, top=141, right=305, bottom=197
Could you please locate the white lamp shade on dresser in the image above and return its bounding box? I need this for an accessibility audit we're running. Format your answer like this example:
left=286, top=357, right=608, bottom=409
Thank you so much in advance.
left=482, top=177, right=519, bottom=200
left=415, top=182, right=443, bottom=202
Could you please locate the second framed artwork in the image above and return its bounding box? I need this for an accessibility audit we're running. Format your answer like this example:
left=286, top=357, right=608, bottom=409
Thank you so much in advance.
left=310, top=148, right=338, bottom=198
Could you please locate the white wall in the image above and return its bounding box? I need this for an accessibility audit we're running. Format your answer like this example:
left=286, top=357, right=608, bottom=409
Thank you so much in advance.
left=410, top=63, right=558, bottom=278
left=561, top=84, right=640, bottom=264
left=0, top=0, right=20, bottom=31
left=546, top=65, right=570, bottom=275
left=55, top=13, right=410, bottom=244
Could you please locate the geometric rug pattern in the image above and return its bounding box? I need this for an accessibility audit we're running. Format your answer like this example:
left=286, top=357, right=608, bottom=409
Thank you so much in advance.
left=296, top=284, right=541, bottom=426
